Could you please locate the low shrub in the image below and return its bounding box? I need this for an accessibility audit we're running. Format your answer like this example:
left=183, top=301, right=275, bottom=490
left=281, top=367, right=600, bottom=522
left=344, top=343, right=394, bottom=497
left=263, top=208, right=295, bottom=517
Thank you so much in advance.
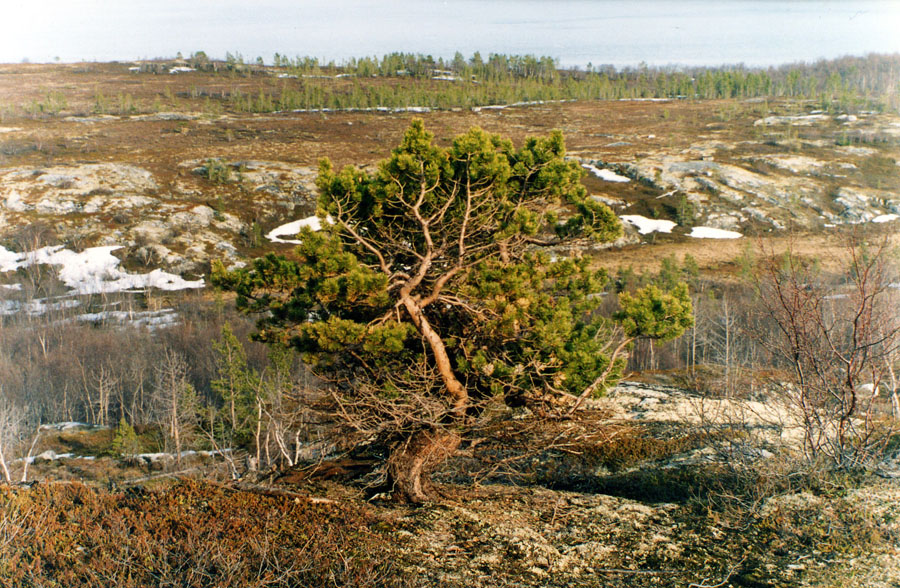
left=0, top=479, right=408, bottom=587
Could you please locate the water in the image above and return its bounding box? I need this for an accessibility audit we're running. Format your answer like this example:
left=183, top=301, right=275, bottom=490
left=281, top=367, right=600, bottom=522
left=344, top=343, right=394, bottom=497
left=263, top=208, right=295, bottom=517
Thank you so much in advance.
left=3, top=0, right=899, bottom=67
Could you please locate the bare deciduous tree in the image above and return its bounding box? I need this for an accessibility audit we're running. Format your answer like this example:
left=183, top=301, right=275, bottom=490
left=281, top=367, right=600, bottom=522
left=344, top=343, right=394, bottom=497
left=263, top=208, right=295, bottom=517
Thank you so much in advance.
left=154, top=349, right=199, bottom=467
left=0, top=396, right=41, bottom=485
left=0, top=400, right=23, bottom=484
left=755, top=233, right=899, bottom=467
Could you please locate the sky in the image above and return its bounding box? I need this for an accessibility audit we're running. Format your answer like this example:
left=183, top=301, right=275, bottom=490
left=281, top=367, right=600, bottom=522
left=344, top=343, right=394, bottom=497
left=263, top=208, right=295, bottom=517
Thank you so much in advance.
left=2, top=1, right=899, bottom=68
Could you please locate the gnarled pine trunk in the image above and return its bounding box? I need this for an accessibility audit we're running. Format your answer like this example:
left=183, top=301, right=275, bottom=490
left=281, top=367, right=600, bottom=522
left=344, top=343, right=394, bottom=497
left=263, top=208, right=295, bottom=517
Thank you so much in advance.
left=400, top=295, right=467, bottom=414
left=389, top=295, right=467, bottom=502
left=387, top=428, right=461, bottom=503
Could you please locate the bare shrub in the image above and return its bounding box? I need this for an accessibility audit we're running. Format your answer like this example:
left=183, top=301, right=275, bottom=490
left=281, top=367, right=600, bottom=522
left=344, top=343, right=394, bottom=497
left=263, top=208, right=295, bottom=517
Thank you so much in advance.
left=754, top=233, right=900, bottom=468
left=0, top=480, right=407, bottom=587
left=153, top=349, right=200, bottom=466
left=0, top=400, right=25, bottom=483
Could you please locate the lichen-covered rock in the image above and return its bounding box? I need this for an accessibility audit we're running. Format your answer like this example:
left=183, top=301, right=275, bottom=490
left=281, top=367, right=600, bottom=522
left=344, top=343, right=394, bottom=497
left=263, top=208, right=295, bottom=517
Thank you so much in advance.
left=0, top=160, right=318, bottom=279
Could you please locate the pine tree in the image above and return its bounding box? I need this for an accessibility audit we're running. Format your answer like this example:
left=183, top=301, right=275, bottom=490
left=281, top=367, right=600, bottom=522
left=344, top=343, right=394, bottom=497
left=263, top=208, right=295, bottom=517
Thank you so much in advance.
left=213, top=120, right=692, bottom=501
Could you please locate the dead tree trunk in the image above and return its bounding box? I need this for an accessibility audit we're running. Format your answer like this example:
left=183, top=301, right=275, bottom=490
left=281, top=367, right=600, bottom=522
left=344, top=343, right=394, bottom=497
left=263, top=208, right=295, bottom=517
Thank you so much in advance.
left=0, top=443, right=10, bottom=484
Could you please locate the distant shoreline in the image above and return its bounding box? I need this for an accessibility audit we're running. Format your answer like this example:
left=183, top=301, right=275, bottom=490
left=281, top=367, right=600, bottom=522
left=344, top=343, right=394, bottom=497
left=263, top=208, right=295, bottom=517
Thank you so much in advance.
left=5, top=0, right=899, bottom=68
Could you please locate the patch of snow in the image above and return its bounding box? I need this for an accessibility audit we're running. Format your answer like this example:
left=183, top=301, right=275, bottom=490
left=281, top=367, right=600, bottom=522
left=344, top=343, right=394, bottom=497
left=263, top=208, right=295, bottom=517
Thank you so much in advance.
left=4, top=191, right=28, bottom=212
left=0, top=297, right=81, bottom=317
left=169, top=66, right=195, bottom=74
left=75, top=309, right=179, bottom=329
left=0, top=245, right=204, bottom=295
left=433, top=75, right=461, bottom=81
left=582, top=164, right=630, bottom=183
left=63, top=115, right=119, bottom=123
left=132, top=112, right=198, bottom=121
left=837, top=145, right=876, bottom=157
left=135, top=448, right=232, bottom=463
left=0, top=283, right=21, bottom=290
left=276, top=73, right=298, bottom=79
left=15, top=450, right=74, bottom=464
left=0, top=127, right=23, bottom=134
left=872, top=214, right=899, bottom=223
left=40, top=422, right=101, bottom=431
left=754, top=114, right=830, bottom=126
left=128, top=66, right=140, bottom=72
left=136, top=452, right=168, bottom=462
left=13, top=450, right=100, bottom=464
left=471, top=100, right=568, bottom=112
left=267, top=215, right=333, bottom=244
left=39, top=450, right=71, bottom=461
left=0, top=246, right=19, bottom=271
left=290, top=106, right=432, bottom=114
left=688, top=226, right=742, bottom=239
left=620, top=215, right=676, bottom=235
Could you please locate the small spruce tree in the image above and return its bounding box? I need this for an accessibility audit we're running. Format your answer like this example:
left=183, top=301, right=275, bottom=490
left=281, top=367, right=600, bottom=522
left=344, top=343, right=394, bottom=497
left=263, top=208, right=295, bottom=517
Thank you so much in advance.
left=111, top=417, right=140, bottom=458
left=211, top=323, right=257, bottom=448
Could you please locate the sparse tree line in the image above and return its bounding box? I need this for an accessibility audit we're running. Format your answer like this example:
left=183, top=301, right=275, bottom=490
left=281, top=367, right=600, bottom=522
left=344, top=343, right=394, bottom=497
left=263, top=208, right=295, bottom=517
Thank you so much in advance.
left=227, top=53, right=900, bottom=114
left=11, top=53, right=899, bottom=121
left=246, top=51, right=900, bottom=105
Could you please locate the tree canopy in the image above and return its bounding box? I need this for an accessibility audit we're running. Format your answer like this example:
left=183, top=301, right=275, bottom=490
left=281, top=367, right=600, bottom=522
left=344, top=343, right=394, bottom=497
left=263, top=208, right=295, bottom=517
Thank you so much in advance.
left=213, top=119, right=692, bottom=501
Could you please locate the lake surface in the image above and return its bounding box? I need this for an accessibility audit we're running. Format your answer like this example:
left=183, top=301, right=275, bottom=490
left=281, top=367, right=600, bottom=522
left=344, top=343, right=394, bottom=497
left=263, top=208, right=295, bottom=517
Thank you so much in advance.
left=3, top=0, right=900, bottom=67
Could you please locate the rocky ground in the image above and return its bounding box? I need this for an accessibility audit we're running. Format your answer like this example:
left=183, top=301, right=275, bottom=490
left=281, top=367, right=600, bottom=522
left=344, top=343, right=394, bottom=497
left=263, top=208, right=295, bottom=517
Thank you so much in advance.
left=12, top=378, right=900, bottom=588
left=1, top=66, right=899, bottom=283
left=381, top=479, right=900, bottom=588
left=598, top=109, right=900, bottom=231
left=0, top=158, right=319, bottom=277
left=292, top=381, right=900, bottom=588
